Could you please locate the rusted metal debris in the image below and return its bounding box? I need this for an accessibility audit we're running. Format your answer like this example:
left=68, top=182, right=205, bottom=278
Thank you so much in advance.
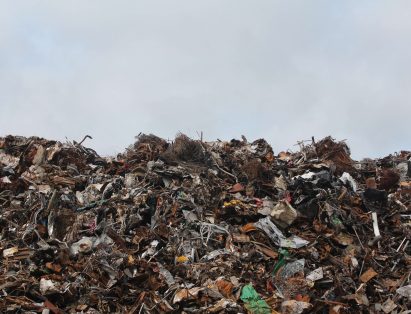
left=0, top=133, right=410, bottom=313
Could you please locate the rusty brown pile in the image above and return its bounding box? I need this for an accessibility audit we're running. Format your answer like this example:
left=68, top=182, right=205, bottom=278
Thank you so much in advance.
left=0, top=134, right=410, bottom=313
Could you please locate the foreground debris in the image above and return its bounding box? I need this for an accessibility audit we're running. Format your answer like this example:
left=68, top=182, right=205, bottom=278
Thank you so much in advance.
left=0, top=134, right=410, bottom=313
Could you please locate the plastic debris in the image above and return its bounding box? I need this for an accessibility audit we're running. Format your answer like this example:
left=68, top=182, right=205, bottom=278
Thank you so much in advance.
left=306, top=267, right=323, bottom=282
left=397, top=285, right=411, bottom=299
left=240, top=284, right=272, bottom=314
left=254, top=217, right=309, bottom=248
left=0, top=133, right=409, bottom=313
left=270, top=201, right=298, bottom=227
left=340, top=172, right=358, bottom=192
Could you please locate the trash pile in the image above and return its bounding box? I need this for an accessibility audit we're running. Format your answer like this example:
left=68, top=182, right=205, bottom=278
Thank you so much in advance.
left=0, top=134, right=410, bottom=313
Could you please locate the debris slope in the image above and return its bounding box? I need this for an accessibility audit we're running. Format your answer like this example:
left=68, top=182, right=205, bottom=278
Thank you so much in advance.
left=0, top=134, right=410, bottom=313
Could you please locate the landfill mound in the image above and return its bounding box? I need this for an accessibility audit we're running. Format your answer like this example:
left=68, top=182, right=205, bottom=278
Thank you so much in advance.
left=0, top=134, right=410, bottom=314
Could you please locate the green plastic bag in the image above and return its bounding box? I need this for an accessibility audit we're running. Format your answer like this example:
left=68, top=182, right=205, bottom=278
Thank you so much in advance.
left=240, top=284, right=271, bottom=314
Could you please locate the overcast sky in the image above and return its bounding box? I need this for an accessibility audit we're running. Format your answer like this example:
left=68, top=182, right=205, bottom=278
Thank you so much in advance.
left=1, top=1, right=410, bottom=159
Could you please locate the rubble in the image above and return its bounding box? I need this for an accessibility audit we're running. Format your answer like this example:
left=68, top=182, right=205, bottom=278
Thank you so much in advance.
left=0, top=133, right=410, bottom=313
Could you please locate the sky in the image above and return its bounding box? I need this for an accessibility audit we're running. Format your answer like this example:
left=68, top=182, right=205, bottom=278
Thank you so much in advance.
left=0, top=1, right=410, bottom=159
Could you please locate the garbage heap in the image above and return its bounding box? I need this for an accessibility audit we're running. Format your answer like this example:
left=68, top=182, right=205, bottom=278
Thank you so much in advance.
left=0, top=134, right=410, bottom=313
